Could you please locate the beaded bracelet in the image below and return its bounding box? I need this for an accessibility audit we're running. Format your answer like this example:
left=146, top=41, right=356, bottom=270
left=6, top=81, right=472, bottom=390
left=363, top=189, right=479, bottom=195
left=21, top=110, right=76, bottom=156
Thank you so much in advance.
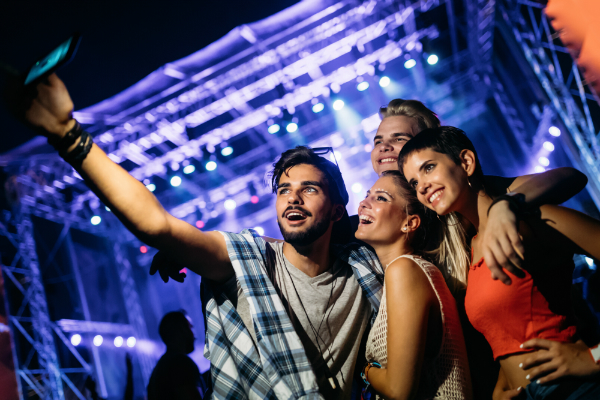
left=360, top=361, right=381, bottom=399
left=49, top=119, right=83, bottom=152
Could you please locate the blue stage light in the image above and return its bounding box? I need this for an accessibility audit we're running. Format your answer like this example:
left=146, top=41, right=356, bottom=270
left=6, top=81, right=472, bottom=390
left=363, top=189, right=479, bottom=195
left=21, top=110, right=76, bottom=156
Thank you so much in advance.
left=379, top=76, right=390, bottom=87
left=221, top=146, right=233, bottom=156
left=114, top=336, right=123, bottom=347
left=312, top=103, right=324, bottom=113
left=183, top=165, right=196, bottom=174
left=146, top=183, right=156, bottom=192
left=404, top=59, right=416, bottom=69
left=71, top=334, right=82, bottom=346
left=357, top=81, right=369, bottom=91
left=543, top=141, right=555, bottom=152
left=91, top=216, right=101, bottom=225
left=534, top=166, right=545, bottom=173
left=205, top=161, right=217, bottom=171
left=538, top=156, right=550, bottom=167
left=253, top=226, right=265, bottom=236
left=333, top=100, right=345, bottom=110
left=127, top=337, right=136, bottom=348
left=286, top=123, right=298, bottom=133
left=427, top=54, right=439, bottom=65
left=352, top=183, right=363, bottom=194
left=224, top=199, right=237, bottom=210
left=549, top=126, right=561, bottom=137
left=93, top=335, right=103, bottom=347
left=268, top=124, right=280, bottom=134
left=170, top=176, right=182, bottom=187
left=105, top=206, right=111, bottom=212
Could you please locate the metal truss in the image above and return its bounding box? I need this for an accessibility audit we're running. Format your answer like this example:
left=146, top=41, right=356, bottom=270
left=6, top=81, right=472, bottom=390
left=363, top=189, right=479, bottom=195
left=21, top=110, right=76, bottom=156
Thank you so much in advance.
left=0, top=213, right=91, bottom=400
left=500, top=0, right=600, bottom=207
left=465, top=0, right=496, bottom=82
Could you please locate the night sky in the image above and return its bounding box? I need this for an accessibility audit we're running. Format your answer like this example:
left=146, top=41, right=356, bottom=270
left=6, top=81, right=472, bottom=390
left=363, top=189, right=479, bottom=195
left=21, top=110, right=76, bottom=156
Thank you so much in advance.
left=0, top=0, right=301, bottom=154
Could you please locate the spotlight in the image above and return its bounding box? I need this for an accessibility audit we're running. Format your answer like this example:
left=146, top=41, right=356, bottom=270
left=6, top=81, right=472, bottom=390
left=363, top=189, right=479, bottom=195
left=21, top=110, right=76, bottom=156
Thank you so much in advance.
left=195, top=220, right=205, bottom=229
left=146, top=183, right=156, bottom=192
left=127, top=337, right=136, bottom=348
left=253, top=226, right=265, bottom=236
left=210, top=211, right=219, bottom=218
left=286, top=123, right=298, bottom=133
left=170, top=162, right=180, bottom=171
left=268, top=124, right=281, bottom=134
left=379, top=76, right=391, bottom=87
left=93, top=335, right=103, bottom=347
left=71, top=334, right=82, bottom=346
left=543, top=141, right=555, bottom=152
left=205, top=161, right=217, bottom=171
left=534, top=166, right=546, bottom=173
left=404, top=59, right=417, bottom=69
left=224, top=199, right=237, bottom=210
left=105, top=206, right=111, bottom=212
left=312, top=103, right=324, bottom=113
left=140, top=246, right=148, bottom=254
left=351, top=183, right=363, bottom=194
left=250, top=195, right=259, bottom=204
left=114, top=336, right=124, bottom=347
left=538, top=156, right=550, bottom=167
left=170, top=176, right=182, bottom=187
left=427, top=54, right=439, bottom=65
left=183, top=165, right=196, bottom=174
left=91, top=216, right=101, bottom=225
left=585, top=257, right=594, bottom=267
left=357, top=81, right=369, bottom=91
left=333, top=100, right=345, bottom=110
left=330, top=82, right=341, bottom=93
left=549, top=126, right=561, bottom=137
left=221, top=146, right=233, bottom=156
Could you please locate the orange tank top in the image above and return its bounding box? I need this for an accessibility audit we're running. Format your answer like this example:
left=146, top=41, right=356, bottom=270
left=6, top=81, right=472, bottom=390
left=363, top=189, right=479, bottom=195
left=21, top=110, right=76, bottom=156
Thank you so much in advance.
left=464, top=256, right=577, bottom=360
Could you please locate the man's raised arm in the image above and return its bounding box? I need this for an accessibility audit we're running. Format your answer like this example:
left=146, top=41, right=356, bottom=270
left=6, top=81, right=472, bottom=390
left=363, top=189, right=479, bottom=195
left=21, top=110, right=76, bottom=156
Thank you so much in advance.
left=21, top=74, right=233, bottom=283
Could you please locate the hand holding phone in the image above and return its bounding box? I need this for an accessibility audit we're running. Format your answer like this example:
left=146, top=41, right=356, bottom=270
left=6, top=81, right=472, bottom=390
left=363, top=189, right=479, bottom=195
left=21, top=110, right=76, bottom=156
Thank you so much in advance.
left=24, top=33, right=80, bottom=86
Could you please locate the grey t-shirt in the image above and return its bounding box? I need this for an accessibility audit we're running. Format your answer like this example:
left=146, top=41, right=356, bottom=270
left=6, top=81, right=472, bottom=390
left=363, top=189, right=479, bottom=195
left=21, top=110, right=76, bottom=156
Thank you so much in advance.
left=213, top=242, right=371, bottom=400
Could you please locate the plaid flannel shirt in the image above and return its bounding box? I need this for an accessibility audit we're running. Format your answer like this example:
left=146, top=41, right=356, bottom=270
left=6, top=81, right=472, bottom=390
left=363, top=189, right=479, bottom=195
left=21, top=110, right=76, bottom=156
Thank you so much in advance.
left=201, top=229, right=384, bottom=400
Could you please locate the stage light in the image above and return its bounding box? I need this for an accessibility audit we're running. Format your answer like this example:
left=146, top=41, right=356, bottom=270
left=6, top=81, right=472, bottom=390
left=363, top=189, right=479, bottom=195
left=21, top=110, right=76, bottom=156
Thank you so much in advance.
left=105, top=206, right=111, bottom=212
left=146, top=183, right=156, bottom=192
left=127, top=337, right=136, bottom=348
left=114, top=336, right=124, bottom=347
left=534, top=166, right=546, bottom=173
left=91, top=216, right=101, bottom=225
left=93, top=335, right=103, bottom=347
left=140, top=246, right=148, bottom=254
left=253, top=226, right=265, bottom=236
left=333, top=100, right=345, bottom=110
left=224, top=199, right=237, bottom=210
left=357, top=81, right=369, bottom=91
left=549, top=126, right=561, bottom=137
left=364, top=144, right=373, bottom=152
left=170, top=162, right=180, bottom=171
left=379, top=76, right=390, bottom=87
left=71, top=334, right=82, bottom=346
left=585, top=257, right=595, bottom=267
left=427, top=54, right=439, bottom=65
left=210, top=211, right=219, bottom=218
left=221, top=146, right=233, bottom=156
left=538, top=156, right=550, bottom=167
left=268, top=123, right=281, bottom=134
left=183, top=165, right=196, bottom=174
left=330, top=82, right=341, bottom=93
left=404, top=59, right=416, bottom=69
left=195, top=221, right=205, bottom=229
left=312, top=103, right=324, bottom=113
left=286, top=123, right=298, bottom=133
left=205, top=161, right=217, bottom=171
left=352, top=183, right=363, bottom=193
left=170, top=176, right=182, bottom=187
left=250, top=195, right=259, bottom=204
left=543, top=141, right=555, bottom=152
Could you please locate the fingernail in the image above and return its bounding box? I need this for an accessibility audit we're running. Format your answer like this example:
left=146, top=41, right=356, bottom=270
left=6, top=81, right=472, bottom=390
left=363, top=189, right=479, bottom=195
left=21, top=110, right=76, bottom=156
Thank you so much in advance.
left=519, top=363, right=523, bottom=368
left=525, top=374, right=530, bottom=380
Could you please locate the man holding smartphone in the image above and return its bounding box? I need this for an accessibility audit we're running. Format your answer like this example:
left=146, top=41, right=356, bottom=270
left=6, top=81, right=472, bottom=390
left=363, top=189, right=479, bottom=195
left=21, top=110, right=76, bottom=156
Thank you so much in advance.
left=18, top=74, right=383, bottom=399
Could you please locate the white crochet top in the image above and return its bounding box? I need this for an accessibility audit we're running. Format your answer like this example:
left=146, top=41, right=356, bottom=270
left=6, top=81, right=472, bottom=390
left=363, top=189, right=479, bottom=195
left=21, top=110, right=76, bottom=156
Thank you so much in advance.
left=365, top=255, right=472, bottom=400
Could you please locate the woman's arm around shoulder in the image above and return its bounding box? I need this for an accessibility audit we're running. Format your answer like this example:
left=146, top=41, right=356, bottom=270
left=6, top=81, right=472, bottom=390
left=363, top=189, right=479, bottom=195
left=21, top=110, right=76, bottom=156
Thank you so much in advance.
left=367, top=257, right=438, bottom=400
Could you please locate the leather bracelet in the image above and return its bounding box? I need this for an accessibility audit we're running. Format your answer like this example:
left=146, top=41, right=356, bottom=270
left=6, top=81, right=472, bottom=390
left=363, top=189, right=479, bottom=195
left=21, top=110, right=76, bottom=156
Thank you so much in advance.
left=49, top=119, right=83, bottom=151
left=487, top=192, right=541, bottom=219
left=60, top=131, right=93, bottom=164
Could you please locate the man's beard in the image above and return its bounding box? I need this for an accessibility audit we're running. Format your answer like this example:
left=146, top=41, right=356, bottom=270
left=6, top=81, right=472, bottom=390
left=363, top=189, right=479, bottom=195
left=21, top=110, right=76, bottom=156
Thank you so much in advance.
left=278, top=213, right=332, bottom=247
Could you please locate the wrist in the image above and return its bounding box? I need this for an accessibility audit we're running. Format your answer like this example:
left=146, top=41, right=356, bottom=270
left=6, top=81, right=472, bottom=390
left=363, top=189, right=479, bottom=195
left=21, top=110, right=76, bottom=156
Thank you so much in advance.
left=47, top=118, right=76, bottom=138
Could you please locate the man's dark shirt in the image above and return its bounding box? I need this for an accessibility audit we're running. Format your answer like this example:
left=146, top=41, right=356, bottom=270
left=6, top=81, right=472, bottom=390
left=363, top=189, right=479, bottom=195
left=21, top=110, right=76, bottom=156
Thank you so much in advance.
left=147, top=352, right=202, bottom=400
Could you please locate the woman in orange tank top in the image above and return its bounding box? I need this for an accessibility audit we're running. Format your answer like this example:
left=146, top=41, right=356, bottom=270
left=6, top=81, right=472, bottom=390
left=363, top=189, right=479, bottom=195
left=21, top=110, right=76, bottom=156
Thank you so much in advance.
left=399, top=126, right=600, bottom=399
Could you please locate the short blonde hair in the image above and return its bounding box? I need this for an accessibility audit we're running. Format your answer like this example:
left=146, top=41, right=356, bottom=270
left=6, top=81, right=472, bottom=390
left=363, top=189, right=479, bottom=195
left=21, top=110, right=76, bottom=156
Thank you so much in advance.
left=379, top=99, right=441, bottom=131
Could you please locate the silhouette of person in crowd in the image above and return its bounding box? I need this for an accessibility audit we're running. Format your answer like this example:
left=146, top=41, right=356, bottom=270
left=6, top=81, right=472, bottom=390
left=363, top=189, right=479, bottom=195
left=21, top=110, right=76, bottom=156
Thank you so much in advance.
left=147, top=311, right=208, bottom=400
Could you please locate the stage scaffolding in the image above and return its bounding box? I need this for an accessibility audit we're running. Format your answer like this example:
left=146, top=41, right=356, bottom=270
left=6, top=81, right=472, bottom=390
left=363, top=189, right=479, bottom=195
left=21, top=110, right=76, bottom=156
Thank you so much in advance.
left=0, top=0, right=599, bottom=399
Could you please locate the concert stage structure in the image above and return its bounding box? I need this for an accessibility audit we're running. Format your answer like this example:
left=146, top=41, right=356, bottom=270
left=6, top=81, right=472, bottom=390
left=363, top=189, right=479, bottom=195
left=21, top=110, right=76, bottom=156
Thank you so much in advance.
left=0, top=0, right=599, bottom=398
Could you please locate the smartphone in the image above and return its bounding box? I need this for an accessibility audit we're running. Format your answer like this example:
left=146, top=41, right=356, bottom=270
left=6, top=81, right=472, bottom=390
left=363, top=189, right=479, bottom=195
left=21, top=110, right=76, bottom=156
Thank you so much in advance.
left=24, top=33, right=81, bottom=86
